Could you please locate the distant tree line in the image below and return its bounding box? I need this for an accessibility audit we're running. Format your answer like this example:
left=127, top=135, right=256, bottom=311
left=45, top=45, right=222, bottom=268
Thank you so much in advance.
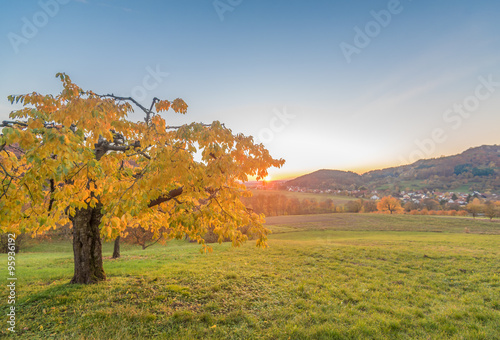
left=241, top=193, right=500, bottom=220
left=242, top=194, right=338, bottom=216
left=4, top=194, right=499, bottom=254
left=242, top=194, right=380, bottom=216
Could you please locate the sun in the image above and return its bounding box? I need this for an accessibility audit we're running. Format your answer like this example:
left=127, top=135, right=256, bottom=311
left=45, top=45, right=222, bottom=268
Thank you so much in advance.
left=263, top=174, right=272, bottom=182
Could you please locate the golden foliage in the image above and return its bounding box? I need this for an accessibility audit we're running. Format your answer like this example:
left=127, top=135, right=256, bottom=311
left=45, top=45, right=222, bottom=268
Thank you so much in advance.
left=0, top=73, right=284, bottom=248
left=376, top=196, right=403, bottom=214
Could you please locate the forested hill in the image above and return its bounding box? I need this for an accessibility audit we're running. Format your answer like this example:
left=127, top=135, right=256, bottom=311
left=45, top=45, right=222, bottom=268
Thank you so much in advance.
left=287, top=145, right=500, bottom=192
left=286, top=169, right=362, bottom=189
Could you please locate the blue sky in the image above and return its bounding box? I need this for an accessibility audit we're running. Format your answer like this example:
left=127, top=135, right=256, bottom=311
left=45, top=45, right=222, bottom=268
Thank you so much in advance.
left=1, top=0, right=500, bottom=179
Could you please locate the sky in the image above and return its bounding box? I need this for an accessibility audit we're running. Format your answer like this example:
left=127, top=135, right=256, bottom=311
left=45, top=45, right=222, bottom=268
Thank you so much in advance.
left=1, top=0, right=500, bottom=180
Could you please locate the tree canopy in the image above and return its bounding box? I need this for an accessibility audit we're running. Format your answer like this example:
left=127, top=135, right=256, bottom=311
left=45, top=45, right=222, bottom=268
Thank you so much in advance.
left=377, top=196, right=403, bottom=214
left=0, top=73, right=284, bottom=255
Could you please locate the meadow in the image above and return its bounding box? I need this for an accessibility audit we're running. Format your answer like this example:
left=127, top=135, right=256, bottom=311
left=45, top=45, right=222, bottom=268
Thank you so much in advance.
left=1, top=214, right=499, bottom=339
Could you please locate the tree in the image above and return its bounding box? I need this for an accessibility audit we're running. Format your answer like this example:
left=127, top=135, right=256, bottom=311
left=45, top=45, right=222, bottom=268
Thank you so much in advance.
left=301, top=199, right=313, bottom=214
left=362, top=200, right=377, bottom=213
left=0, top=73, right=284, bottom=284
left=377, top=196, right=403, bottom=214
left=466, top=198, right=483, bottom=219
left=422, top=198, right=440, bottom=211
left=122, top=224, right=166, bottom=249
left=0, top=233, right=25, bottom=253
left=484, top=201, right=500, bottom=221
left=112, top=236, right=121, bottom=259
left=286, top=197, right=301, bottom=215
left=403, top=201, right=420, bottom=212
left=319, top=198, right=335, bottom=213
left=345, top=199, right=362, bottom=213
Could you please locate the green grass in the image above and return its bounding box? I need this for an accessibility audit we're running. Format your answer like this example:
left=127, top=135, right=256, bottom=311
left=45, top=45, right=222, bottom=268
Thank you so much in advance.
left=1, top=214, right=499, bottom=339
left=373, top=179, right=478, bottom=194
left=265, top=213, right=500, bottom=234
left=453, top=184, right=473, bottom=193
left=374, top=179, right=427, bottom=191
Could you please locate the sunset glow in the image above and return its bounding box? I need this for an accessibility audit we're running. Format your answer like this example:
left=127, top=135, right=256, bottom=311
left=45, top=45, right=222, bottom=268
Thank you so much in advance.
left=2, top=1, right=500, bottom=178
left=1, top=1, right=499, bottom=337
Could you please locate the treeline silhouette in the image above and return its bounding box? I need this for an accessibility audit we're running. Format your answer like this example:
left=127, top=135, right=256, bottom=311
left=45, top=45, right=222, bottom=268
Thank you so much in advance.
left=242, top=193, right=490, bottom=218
left=242, top=194, right=378, bottom=216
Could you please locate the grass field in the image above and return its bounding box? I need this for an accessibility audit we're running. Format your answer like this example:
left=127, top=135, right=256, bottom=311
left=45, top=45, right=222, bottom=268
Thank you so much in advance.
left=372, top=180, right=476, bottom=194
left=265, top=213, right=500, bottom=234
left=1, top=214, right=499, bottom=339
left=373, top=179, right=427, bottom=191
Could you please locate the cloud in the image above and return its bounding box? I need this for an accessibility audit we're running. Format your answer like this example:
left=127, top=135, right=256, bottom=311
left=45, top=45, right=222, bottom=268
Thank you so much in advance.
left=350, top=59, right=483, bottom=120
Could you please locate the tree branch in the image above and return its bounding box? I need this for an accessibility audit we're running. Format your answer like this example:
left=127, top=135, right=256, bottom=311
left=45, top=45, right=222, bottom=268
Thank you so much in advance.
left=1, top=120, right=28, bottom=127
left=94, top=138, right=140, bottom=161
left=48, top=179, right=55, bottom=212
left=148, top=187, right=184, bottom=208
left=96, top=94, right=154, bottom=125
left=143, top=234, right=162, bottom=249
left=149, top=97, right=160, bottom=113
left=166, top=123, right=212, bottom=129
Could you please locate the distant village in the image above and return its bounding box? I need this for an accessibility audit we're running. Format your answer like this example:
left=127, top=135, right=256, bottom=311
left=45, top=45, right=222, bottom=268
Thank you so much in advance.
left=249, top=180, right=498, bottom=206
left=284, top=186, right=494, bottom=206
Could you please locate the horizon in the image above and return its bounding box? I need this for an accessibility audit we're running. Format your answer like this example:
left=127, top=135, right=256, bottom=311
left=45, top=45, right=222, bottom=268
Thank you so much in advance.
left=266, top=143, right=500, bottom=181
left=1, top=1, right=500, bottom=179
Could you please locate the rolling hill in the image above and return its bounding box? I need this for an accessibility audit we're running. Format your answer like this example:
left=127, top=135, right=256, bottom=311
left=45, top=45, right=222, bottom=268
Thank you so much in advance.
left=286, top=145, right=500, bottom=193
left=286, top=169, right=362, bottom=189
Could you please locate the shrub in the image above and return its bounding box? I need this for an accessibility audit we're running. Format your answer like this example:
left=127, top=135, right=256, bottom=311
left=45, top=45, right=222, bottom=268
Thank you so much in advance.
left=0, top=233, right=26, bottom=253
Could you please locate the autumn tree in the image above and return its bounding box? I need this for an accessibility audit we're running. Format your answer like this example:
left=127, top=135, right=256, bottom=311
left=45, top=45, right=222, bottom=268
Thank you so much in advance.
left=344, top=199, right=363, bottom=213
left=403, top=201, right=420, bottom=213
left=319, top=198, right=335, bottom=213
left=122, top=224, right=166, bottom=249
left=484, top=201, right=500, bottom=221
left=466, top=198, right=484, bottom=219
left=422, top=198, right=440, bottom=211
left=377, top=196, right=403, bottom=214
left=0, top=73, right=284, bottom=284
left=286, top=197, right=301, bottom=215
left=362, top=200, right=377, bottom=213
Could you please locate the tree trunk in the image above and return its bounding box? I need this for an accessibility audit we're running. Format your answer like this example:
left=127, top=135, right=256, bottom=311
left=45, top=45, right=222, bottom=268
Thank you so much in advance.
left=112, top=236, right=121, bottom=259
left=69, top=205, right=106, bottom=284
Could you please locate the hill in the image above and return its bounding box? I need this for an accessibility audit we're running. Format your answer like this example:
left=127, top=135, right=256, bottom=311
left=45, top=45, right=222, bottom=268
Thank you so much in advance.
left=286, top=169, right=362, bottom=190
left=287, top=145, right=500, bottom=193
